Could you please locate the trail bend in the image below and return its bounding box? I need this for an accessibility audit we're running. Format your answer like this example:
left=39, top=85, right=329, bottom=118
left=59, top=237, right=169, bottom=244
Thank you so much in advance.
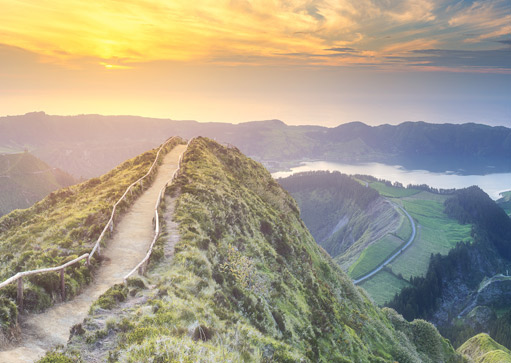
left=0, top=144, right=187, bottom=363
left=353, top=202, right=417, bottom=285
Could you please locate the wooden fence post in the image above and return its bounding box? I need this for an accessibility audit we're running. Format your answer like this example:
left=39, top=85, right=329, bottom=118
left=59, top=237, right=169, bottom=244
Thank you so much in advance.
left=17, top=277, right=23, bottom=312
left=60, top=268, right=66, bottom=301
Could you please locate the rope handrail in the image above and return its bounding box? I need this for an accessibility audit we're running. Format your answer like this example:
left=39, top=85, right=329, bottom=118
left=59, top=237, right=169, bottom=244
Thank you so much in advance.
left=0, top=136, right=181, bottom=310
left=124, top=137, right=194, bottom=282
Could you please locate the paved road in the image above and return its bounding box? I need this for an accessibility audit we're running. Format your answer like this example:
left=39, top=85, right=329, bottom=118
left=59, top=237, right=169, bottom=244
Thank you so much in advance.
left=0, top=145, right=186, bottom=363
left=353, top=202, right=417, bottom=285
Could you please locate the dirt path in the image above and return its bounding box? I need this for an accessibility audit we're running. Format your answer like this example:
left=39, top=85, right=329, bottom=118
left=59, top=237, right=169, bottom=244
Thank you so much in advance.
left=0, top=144, right=187, bottom=363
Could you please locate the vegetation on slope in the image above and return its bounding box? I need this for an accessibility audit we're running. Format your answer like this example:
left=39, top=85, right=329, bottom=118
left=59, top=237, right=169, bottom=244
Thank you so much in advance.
left=48, top=138, right=464, bottom=362
left=457, top=333, right=511, bottom=363
left=280, top=173, right=471, bottom=305
left=0, top=152, right=75, bottom=216
left=388, top=187, right=511, bottom=348
left=278, top=171, right=403, bottom=277
left=0, top=138, right=184, bottom=333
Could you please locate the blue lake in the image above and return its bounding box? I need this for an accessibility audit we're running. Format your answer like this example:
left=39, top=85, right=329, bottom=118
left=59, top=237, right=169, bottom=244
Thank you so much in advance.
left=272, top=161, right=511, bottom=200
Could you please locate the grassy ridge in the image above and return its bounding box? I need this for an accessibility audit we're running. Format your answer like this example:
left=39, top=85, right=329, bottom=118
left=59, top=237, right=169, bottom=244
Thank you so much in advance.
left=457, top=333, right=511, bottom=363
left=0, top=138, right=184, bottom=330
left=48, top=138, right=464, bottom=362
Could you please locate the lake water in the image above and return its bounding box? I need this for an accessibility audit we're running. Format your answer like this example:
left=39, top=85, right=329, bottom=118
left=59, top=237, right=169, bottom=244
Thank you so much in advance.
left=272, top=161, right=511, bottom=200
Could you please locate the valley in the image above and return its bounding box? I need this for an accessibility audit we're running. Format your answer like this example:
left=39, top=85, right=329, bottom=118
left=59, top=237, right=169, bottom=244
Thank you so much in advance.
left=280, top=173, right=473, bottom=305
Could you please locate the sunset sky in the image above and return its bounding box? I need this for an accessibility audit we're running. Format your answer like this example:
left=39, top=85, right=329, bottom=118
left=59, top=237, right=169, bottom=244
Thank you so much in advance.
left=1, top=0, right=510, bottom=126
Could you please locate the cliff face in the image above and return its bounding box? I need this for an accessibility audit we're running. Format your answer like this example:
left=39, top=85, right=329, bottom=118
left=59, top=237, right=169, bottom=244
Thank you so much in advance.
left=48, top=137, right=464, bottom=362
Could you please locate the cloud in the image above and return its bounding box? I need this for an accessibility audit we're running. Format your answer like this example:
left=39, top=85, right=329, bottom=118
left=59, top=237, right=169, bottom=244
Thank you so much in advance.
left=388, top=48, right=511, bottom=71
left=0, top=0, right=509, bottom=71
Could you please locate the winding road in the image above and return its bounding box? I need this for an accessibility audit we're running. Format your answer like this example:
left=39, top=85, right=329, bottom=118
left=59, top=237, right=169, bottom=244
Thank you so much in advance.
left=353, top=202, right=417, bottom=285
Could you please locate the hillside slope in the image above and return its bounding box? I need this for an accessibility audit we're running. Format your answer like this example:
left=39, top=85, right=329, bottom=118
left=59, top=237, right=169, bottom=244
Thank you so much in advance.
left=0, top=152, right=75, bottom=216
left=46, top=138, right=464, bottom=362
left=457, top=333, right=511, bottom=363
left=0, top=138, right=184, bottom=339
left=278, top=171, right=402, bottom=273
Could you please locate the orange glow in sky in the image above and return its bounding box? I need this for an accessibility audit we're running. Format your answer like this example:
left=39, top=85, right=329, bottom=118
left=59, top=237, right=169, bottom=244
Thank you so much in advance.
left=0, top=1, right=509, bottom=125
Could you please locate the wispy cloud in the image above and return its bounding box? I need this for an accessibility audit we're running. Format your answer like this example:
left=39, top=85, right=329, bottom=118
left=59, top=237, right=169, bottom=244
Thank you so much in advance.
left=0, top=0, right=509, bottom=71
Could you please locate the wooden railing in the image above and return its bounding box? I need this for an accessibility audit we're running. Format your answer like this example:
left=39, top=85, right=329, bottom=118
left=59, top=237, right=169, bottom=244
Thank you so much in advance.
left=0, top=254, right=89, bottom=311
left=123, top=138, right=193, bottom=282
left=88, top=136, right=181, bottom=263
left=0, top=136, right=182, bottom=314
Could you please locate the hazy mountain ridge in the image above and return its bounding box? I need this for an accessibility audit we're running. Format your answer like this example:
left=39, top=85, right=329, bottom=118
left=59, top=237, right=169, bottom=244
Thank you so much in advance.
left=0, top=152, right=75, bottom=217
left=41, top=138, right=464, bottom=362
left=2, top=112, right=511, bottom=178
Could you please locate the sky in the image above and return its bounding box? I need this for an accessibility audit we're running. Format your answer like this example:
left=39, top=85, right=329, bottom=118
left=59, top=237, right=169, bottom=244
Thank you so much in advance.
left=0, top=0, right=510, bottom=127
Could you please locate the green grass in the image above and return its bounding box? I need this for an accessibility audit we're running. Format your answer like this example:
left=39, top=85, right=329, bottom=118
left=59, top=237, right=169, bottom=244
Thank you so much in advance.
left=369, top=182, right=421, bottom=198
left=348, top=235, right=404, bottom=279
left=359, top=270, right=410, bottom=306
left=457, top=333, right=511, bottom=363
left=394, top=210, right=412, bottom=241
left=51, top=137, right=463, bottom=363
left=0, top=138, right=184, bottom=324
left=390, top=199, right=472, bottom=279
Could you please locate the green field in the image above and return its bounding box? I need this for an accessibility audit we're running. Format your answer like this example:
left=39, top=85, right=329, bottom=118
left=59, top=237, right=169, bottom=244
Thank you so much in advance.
left=394, top=210, right=412, bottom=241
left=369, top=182, right=421, bottom=198
left=390, top=198, right=472, bottom=279
left=356, top=189, right=472, bottom=303
left=348, top=235, right=404, bottom=279
left=359, top=269, right=410, bottom=305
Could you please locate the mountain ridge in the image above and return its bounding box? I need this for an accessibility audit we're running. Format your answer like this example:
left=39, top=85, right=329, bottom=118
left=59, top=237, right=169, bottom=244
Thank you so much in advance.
left=2, top=112, right=510, bottom=178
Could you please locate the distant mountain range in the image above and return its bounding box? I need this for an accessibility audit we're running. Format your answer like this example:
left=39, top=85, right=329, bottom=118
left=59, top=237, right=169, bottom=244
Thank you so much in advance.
left=0, top=152, right=75, bottom=216
left=1, top=112, right=511, bottom=178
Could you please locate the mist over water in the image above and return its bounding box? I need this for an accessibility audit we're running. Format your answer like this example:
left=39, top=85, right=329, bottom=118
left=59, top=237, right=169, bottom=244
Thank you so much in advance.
left=272, top=161, right=511, bottom=200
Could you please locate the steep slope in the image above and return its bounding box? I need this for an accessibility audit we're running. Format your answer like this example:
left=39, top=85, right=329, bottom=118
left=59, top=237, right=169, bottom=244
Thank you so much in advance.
left=46, top=138, right=464, bottom=362
left=0, top=152, right=75, bottom=216
left=278, top=171, right=402, bottom=272
left=0, top=138, right=184, bottom=340
left=457, top=333, right=511, bottom=363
